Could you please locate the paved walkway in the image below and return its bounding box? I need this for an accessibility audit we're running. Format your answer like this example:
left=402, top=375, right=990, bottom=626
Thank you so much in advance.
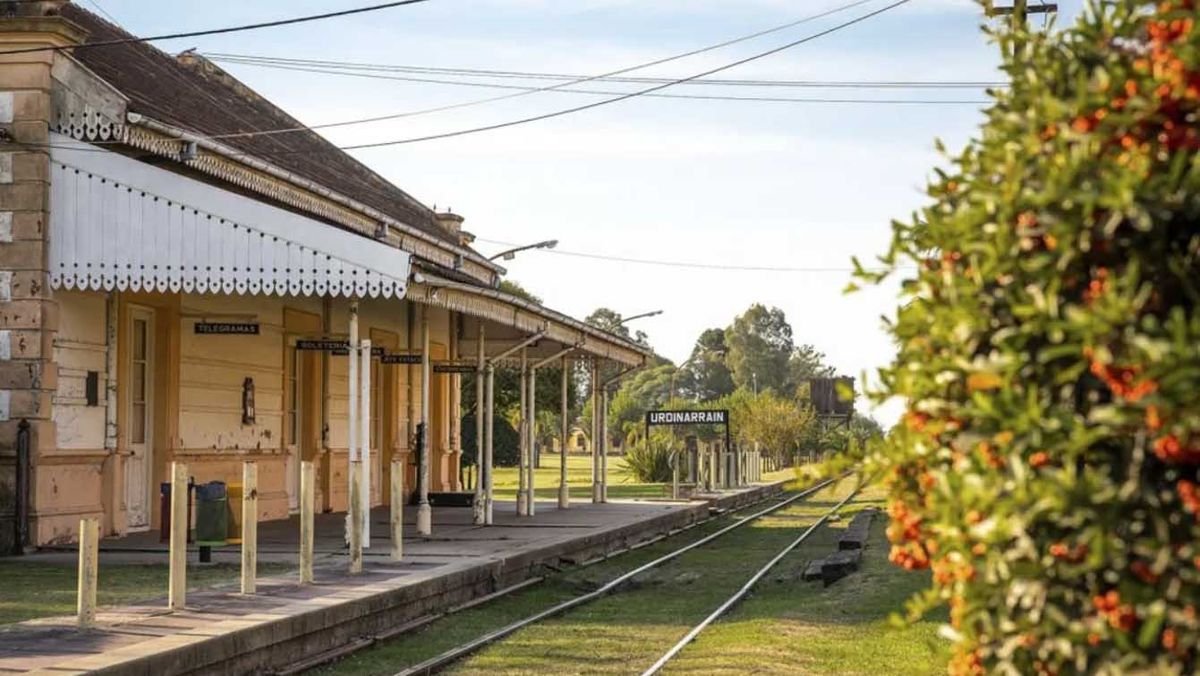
left=0, top=493, right=754, bottom=675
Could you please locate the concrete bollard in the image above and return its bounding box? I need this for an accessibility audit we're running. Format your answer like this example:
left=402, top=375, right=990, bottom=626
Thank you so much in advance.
left=300, top=461, right=315, bottom=584
left=391, top=458, right=404, bottom=562
left=168, top=462, right=188, bottom=610
left=241, top=461, right=258, bottom=595
left=77, top=517, right=99, bottom=628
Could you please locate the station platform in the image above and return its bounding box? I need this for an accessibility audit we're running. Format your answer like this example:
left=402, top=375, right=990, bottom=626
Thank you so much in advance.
left=0, top=483, right=784, bottom=675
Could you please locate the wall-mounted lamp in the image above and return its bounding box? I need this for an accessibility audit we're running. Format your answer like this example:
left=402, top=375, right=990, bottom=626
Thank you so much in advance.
left=242, top=377, right=256, bottom=426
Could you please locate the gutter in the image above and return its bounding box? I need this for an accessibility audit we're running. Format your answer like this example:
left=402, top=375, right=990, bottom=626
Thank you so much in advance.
left=416, top=273, right=653, bottom=361
left=124, top=113, right=506, bottom=279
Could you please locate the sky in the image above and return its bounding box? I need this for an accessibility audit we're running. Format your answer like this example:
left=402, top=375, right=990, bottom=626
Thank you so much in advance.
left=81, top=0, right=1078, bottom=425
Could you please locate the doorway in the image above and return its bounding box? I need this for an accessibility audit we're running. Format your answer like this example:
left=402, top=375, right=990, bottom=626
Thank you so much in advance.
left=124, top=305, right=155, bottom=531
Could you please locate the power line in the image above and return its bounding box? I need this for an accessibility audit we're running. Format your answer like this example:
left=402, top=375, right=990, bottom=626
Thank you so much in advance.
left=63, top=0, right=884, bottom=145
left=0, top=0, right=435, bottom=56
left=206, top=57, right=988, bottom=106
left=474, top=238, right=905, bottom=274
left=207, top=52, right=1004, bottom=90
left=343, top=0, right=914, bottom=150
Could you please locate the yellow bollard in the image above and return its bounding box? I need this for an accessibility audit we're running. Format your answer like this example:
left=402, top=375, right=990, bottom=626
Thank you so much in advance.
left=300, top=461, right=315, bottom=584
left=241, top=462, right=258, bottom=594
left=77, top=517, right=98, bottom=628
left=391, top=458, right=404, bottom=561
left=168, top=462, right=188, bottom=610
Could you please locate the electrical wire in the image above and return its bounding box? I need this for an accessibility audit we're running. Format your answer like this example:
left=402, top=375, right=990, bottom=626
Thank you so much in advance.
left=0, top=0, right=436, bottom=57
left=177, top=0, right=884, bottom=142
left=207, top=57, right=989, bottom=106
left=343, top=0, right=915, bottom=150
left=473, top=238, right=903, bottom=274
left=207, top=52, right=1004, bottom=90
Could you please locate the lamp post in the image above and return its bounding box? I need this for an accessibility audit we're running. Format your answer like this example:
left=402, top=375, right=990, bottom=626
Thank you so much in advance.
left=488, top=240, right=558, bottom=261
left=617, top=310, right=663, bottom=326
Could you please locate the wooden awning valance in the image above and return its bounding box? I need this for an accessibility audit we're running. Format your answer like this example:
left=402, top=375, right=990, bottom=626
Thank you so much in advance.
left=48, top=135, right=411, bottom=299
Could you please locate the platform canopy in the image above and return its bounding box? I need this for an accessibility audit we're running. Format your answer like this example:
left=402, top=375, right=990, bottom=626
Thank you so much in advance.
left=48, top=134, right=411, bottom=299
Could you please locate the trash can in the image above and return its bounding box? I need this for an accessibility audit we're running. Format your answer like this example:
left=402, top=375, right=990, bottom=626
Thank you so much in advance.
left=227, top=481, right=243, bottom=544
left=194, top=481, right=228, bottom=546
left=159, top=478, right=196, bottom=543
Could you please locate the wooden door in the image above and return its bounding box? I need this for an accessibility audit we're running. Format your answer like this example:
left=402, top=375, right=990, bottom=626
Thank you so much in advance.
left=124, top=306, right=155, bottom=531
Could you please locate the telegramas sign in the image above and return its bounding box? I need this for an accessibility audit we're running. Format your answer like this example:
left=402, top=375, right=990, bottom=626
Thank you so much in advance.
left=646, top=410, right=729, bottom=426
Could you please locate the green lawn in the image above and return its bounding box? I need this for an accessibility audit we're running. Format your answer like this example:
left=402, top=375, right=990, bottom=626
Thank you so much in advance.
left=0, top=561, right=293, bottom=625
left=489, top=452, right=796, bottom=503
left=314, top=478, right=947, bottom=676
left=490, top=452, right=672, bottom=501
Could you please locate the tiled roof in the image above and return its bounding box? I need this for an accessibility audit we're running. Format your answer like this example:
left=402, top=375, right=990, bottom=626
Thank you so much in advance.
left=60, top=3, right=461, bottom=247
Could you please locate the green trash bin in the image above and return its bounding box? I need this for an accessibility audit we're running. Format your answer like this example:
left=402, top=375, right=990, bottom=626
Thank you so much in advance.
left=194, top=481, right=228, bottom=547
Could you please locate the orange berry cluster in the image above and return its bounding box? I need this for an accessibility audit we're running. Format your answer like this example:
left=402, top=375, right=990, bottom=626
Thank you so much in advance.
left=1094, top=590, right=1138, bottom=632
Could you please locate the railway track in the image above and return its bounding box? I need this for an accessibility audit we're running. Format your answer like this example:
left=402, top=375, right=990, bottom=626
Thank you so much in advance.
left=390, top=476, right=852, bottom=676
left=640, top=485, right=862, bottom=675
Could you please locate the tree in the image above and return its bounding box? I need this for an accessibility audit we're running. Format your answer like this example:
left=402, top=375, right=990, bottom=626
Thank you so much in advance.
left=854, top=3, right=1200, bottom=672
left=724, top=304, right=794, bottom=394
left=786, top=343, right=835, bottom=396
left=680, top=328, right=735, bottom=401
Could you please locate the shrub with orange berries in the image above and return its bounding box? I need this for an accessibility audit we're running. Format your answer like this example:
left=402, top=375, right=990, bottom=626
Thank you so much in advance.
left=844, top=1, right=1200, bottom=672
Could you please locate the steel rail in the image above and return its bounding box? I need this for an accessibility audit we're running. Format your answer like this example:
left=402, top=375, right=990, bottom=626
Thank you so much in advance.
left=392, top=478, right=837, bottom=676
left=640, top=482, right=863, bottom=676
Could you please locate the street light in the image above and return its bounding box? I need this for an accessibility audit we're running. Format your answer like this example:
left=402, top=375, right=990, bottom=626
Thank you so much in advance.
left=488, top=240, right=558, bottom=261
left=617, top=310, right=664, bottom=325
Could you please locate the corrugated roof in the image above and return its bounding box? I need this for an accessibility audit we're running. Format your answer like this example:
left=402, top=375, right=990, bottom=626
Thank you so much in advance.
left=59, top=3, right=461, bottom=247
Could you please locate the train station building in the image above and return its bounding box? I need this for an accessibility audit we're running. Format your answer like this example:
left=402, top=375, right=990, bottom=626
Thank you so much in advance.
left=0, top=2, right=650, bottom=549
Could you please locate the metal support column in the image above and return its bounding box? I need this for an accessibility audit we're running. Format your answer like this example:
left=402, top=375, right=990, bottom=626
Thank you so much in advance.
left=416, top=309, right=432, bottom=535
left=527, top=360, right=537, bottom=516
left=517, top=350, right=529, bottom=517
left=484, top=364, right=496, bottom=525
left=559, top=357, right=570, bottom=509
left=473, top=324, right=486, bottom=525
left=591, top=361, right=601, bottom=504
left=346, top=301, right=359, bottom=546
left=600, top=387, right=609, bottom=503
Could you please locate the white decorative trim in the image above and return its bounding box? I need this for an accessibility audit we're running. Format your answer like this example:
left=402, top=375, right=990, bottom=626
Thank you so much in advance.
left=0, top=154, right=11, bottom=184
left=0, top=212, right=12, bottom=243
left=0, top=272, right=11, bottom=302
left=0, top=390, right=9, bottom=422
left=48, top=138, right=411, bottom=300
left=0, top=93, right=12, bottom=125
left=0, top=330, right=10, bottom=361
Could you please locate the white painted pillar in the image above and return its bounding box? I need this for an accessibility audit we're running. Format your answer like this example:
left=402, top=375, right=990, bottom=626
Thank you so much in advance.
left=359, top=339, right=371, bottom=545
left=473, top=324, right=486, bottom=525
left=600, top=387, right=609, bottom=503
left=346, top=301, right=359, bottom=546
left=517, top=349, right=529, bottom=517
left=484, top=364, right=495, bottom=525
left=558, top=357, right=569, bottom=510
left=417, top=308, right=432, bottom=535
left=591, top=361, right=601, bottom=504
left=527, top=362, right=537, bottom=517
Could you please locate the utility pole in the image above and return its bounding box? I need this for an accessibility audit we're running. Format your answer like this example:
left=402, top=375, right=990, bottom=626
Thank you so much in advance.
left=988, top=0, right=1057, bottom=58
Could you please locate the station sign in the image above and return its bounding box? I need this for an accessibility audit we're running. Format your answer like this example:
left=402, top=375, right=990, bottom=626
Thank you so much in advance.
left=296, top=339, right=349, bottom=352
left=434, top=362, right=479, bottom=374
left=195, top=322, right=260, bottom=335
left=646, top=410, right=729, bottom=426
left=381, top=353, right=423, bottom=365
left=296, top=340, right=384, bottom=357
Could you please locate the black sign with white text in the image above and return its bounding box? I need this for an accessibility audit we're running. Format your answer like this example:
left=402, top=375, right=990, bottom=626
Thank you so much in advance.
left=646, top=410, right=729, bottom=426
left=433, top=363, right=479, bottom=374
left=195, top=322, right=260, bottom=335
left=381, top=354, right=423, bottom=365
